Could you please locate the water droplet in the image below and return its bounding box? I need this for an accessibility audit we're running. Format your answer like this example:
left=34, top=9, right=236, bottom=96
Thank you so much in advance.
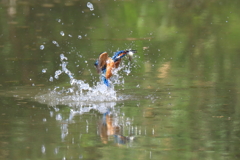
left=41, top=145, right=46, bottom=154
left=60, top=31, right=65, bottom=36
left=54, top=147, right=59, bottom=154
left=40, top=45, right=44, bottom=50
left=42, top=68, right=47, bottom=73
left=56, top=114, right=62, bottom=120
left=52, top=41, right=60, bottom=47
left=49, top=76, right=53, bottom=82
left=60, top=54, right=68, bottom=61
left=50, top=111, right=54, bottom=117
left=87, top=2, right=94, bottom=11
left=55, top=70, right=62, bottom=79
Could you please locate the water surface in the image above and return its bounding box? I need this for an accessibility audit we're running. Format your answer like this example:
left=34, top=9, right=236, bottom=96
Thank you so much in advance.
left=1, top=0, right=240, bottom=159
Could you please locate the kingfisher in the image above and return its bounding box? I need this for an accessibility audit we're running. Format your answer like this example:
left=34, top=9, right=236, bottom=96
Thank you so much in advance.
left=94, top=50, right=137, bottom=87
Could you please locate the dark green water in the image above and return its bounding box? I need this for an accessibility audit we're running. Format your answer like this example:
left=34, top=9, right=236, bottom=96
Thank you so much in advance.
left=1, top=0, right=240, bottom=159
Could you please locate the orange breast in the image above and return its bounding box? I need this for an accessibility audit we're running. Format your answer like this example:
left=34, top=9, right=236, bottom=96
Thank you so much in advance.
left=105, top=58, right=115, bottom=79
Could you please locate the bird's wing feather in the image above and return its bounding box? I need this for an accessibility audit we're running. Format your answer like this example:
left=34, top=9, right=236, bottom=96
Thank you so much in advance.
left=98, top=52, right=109, bottom=68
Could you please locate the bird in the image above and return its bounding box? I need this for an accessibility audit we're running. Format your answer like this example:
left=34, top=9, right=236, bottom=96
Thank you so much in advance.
left=94, top=50, right=136, bottom=87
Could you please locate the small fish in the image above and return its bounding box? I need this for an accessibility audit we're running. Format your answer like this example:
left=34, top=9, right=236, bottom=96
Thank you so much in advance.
left=94, top=50, right=137, bottom=86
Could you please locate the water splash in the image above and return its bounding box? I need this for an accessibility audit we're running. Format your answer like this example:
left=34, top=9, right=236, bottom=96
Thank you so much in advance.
left=60, top=31, right=65, bottom=36
left=42, top=68, right=47, bottom=73
left=36, top=53, right=133, bottom=106
left=40, top=45, right=44, bottom=50
left=87, top=2, right=94, bottom=11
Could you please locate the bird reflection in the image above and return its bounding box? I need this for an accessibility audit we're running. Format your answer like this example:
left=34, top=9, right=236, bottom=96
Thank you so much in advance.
left=94, top=50, right=137, bottom=87
left=98, top=111, right=133, bottom=145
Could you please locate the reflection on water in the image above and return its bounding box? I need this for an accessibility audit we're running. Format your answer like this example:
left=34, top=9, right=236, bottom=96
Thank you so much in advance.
left=0, top=96, right=141, bottom=159
left=98, top=109, right=134, bottom=145
left=50, top=101, right=135, bottom=146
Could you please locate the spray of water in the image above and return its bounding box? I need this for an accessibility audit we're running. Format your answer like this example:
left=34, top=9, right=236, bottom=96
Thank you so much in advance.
left=36, top=53, right=134, bottom=106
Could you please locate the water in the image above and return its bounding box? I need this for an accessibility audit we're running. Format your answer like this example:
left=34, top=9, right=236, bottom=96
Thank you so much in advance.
left=87, top=2, right=94, bottom=11
left=1, top=0, right=240, bottom=160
